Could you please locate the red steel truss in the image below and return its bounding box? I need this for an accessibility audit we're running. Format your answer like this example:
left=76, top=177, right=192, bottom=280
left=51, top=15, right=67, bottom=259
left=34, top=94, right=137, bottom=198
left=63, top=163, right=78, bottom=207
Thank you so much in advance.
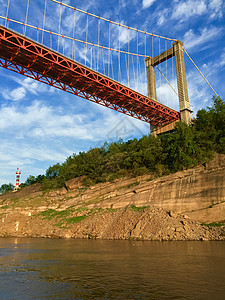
left=0, top=25, right=180, bottom=126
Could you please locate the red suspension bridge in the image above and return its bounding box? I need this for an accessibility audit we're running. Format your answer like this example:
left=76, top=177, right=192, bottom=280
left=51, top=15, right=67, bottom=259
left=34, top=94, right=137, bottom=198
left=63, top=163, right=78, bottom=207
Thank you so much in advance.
left=0, top=0, right=218, bottom=130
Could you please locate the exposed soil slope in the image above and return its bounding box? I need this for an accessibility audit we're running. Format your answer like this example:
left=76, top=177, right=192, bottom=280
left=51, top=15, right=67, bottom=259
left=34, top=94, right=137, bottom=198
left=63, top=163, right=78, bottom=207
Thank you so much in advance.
left=0, top=154, right=225, bottom=241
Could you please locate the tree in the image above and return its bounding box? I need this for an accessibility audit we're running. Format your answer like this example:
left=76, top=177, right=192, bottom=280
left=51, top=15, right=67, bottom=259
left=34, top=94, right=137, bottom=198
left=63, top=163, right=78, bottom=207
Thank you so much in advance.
left=46, top=163, right=62, bottom=179
left=194, top=96, right=225, bottom=154
left=0, top=183, right=14, bottom=194
left=161, top=122, right=201, bottom=172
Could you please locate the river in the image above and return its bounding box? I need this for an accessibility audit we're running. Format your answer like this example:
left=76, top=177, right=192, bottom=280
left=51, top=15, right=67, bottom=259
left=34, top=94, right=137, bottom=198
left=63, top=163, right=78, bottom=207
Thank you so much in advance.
left=0, top=238, right=225, bottom=299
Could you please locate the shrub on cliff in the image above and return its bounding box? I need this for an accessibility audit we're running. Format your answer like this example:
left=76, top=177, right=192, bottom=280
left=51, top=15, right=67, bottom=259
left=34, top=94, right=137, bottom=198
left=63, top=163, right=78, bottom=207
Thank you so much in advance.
left=194, top=96, right=225, bottom=154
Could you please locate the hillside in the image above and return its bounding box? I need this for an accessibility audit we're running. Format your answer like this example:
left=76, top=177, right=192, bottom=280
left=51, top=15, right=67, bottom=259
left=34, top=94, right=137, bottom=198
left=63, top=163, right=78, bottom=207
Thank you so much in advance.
left=0, top=154, right=224, bottom=241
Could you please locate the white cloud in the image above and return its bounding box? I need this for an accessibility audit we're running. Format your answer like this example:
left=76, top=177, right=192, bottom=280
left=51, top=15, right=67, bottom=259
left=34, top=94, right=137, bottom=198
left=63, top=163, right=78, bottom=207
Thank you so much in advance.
left=172, top=0, right=207, bottom=20
left=2, top=87, right=26, bottom=101
left=219, top=52, right=225, bottom=67
left=209, top=0, right=223, bottom=19
left=183, top=27, right=222, bottom=50
left=142, top=0, right=156, bottom=9
left=172, top=0, right=224, bottom=21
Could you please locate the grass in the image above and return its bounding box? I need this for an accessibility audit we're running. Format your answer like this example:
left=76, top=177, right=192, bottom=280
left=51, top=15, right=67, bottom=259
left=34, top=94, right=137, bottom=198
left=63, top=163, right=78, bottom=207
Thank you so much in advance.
left=36, top=205, right=119, bottom=229
left=84, top=197, right=103, bottom=205
left=37, top=207, right=75, bottom=220
left=66, top=216, right=87, bottom=224
left=105, top=208, right=118, bottom=213
left=0, top=205, right=9, bottom=209
left=201, top=222, right=225, bottom=227
left=129, top=205, right=149, bottom=212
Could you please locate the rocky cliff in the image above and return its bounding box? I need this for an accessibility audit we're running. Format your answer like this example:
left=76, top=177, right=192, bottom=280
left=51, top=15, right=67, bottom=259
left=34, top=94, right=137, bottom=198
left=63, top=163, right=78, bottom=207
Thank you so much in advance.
left=0, top=154, right=224, bottom=240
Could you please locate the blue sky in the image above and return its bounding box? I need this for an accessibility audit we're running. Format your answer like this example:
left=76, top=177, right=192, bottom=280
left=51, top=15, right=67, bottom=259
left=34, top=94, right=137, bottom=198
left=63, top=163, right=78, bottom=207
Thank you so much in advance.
left=0, top=0, right=224, bottom=185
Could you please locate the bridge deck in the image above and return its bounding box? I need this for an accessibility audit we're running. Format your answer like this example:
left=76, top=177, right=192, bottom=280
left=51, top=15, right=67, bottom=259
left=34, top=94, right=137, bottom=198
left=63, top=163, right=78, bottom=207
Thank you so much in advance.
left=0, top=25, right=180, bottom=126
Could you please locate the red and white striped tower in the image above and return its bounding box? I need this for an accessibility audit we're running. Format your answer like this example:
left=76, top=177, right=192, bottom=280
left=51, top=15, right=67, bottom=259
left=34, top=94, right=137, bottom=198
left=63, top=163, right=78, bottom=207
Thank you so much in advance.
left=15, top=168, right=21, bottom=190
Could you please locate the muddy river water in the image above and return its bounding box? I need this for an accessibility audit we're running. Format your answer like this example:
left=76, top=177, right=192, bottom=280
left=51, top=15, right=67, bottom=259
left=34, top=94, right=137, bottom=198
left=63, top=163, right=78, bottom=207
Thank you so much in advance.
left=0, top=238, right=225, bottom=299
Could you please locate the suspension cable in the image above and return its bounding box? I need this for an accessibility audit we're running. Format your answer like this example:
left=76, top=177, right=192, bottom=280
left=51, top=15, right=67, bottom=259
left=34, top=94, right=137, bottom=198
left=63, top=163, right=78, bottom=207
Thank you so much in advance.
left=108, top=21, right=111, bottom=77
left=128, top=27, right=130, bottom=87
left=110, top=49, right=114, bottom=79
left=118, top=25, right=121, bottom=81
left=0, top=15, right=150, bottom=58
left=137, top=30, right=139, bottom=91
left=42, top=0, right=47, bottom=44
left=183, top=48, right=219, bottom=97
left=72, top=7, right=76, bottom=61
left=156, top=66, right=178, bottom=97
left=97, top=17, right=100, bottom=71
left=5, top=0, right=10, bottom=27
left=50, top=0, right=176, bottom=41
left=132, top=54, right=136, bottom=88
left=85, top=13, right=89, bottom=66
left=102, top=47, right=105, bottom=75
left=125, top=52, right=129, bottom=85
left=57, top=0, right=62, bottom=52
left=23, top=0, right=30, bottom=36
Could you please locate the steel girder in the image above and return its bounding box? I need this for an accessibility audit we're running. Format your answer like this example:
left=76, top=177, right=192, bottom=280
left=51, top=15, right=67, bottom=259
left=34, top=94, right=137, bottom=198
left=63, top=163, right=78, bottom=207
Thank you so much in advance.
left=0, top=25, right=180, bottom=126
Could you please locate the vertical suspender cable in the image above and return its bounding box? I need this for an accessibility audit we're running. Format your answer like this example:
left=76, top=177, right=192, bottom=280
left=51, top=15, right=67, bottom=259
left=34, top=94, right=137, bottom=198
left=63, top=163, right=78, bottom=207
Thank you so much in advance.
left=24, top=0, right=30, bottom=36
left=57, top=0, right=62, bottom=52
left=97, top=17, right=100, bottom=71
left=110, top=49, right=114, bottom=79
left=42, top=0, right=47, bottom=44
left=125, top=51, right=129, bottom=84
left=145, top=32, right=147, bottom=96
left=137, top=30, right=139, bottom=91
left=93, top=46, right=95, bottom=70
left=72, top=8, right=76, bottom=60
left=85, top=12, right=88, bottom=66
left=91, top=46, right=92, bottom=69
left=108, top=21, right=111, bottom=77
left=5, top=0, right=10, bottom=27
left=118, top=24, right=121, bottom=82
left=165, top=38, right=168, bottom=106
left=172, top=41, right=175, bottom=109
left=102, top=47, right=105, bottom=75
left=37, top=28, right=39, bottom=42
left=50, top=31, right=52, bottom=49
left=159, top=37, right=161, bottom=90
left=128, top=28, right=130, bottom=87
left=152, top=34, right=154, bottom=59
left=132, top=54, right=136, bottom=88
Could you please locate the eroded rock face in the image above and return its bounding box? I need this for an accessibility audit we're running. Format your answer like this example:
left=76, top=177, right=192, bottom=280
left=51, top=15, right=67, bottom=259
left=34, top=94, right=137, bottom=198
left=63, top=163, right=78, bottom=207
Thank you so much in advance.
left=0, top=207, right=224, bottom=241
left=65, top=176, right=86, bottom=190
left=0, top=154, right=224, bottom=240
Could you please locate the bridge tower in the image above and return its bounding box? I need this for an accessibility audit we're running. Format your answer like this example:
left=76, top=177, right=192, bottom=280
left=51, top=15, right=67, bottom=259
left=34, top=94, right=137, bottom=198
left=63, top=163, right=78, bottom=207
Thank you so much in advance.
left=146, top=40, right=192, bottom=135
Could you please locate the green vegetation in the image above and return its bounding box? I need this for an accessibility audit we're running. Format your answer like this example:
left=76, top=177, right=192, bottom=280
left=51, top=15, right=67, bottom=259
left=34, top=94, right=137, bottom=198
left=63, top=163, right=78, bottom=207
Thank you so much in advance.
left=0, top=205, right=9, bottom=210
left=129, top=205, right=149, bottom=211
left=37, top=206, right=115, bottom=228
left=0, top=183, right=14, bottom=194
left=201, top=222, right=225, bottom=227
left=66, top=216, right=87, bottom=224
left=38, top=207, right=75, bottom=220
left=1, top=96, right=224, bottom=195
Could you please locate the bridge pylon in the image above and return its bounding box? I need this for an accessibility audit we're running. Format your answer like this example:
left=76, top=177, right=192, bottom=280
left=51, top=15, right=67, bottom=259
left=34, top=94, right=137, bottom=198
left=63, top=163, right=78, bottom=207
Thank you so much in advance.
left=146, top=40, right=192, bottom=135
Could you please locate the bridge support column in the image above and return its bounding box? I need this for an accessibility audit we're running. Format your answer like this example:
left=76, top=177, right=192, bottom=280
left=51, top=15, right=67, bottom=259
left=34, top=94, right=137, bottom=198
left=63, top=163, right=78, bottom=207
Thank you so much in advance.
left=173, top=40, right=192, bottom=125
left=145, top=57, right=157, bottom=134
left=146, top=57, right=157, bottom=101
left=145, top=40, right=192, bottom=135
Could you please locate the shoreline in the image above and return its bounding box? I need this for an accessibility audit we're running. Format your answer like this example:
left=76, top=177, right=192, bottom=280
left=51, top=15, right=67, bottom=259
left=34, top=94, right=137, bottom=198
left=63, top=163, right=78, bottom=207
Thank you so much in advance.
left=0, top=206, right=224, bottom=241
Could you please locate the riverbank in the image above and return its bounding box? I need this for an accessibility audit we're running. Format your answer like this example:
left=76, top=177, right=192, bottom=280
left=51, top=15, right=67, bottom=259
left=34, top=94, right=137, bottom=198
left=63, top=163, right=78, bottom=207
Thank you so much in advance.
left=0, top=154, right=225, bottom=241
left=0, top=205, right=225, bottom=241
